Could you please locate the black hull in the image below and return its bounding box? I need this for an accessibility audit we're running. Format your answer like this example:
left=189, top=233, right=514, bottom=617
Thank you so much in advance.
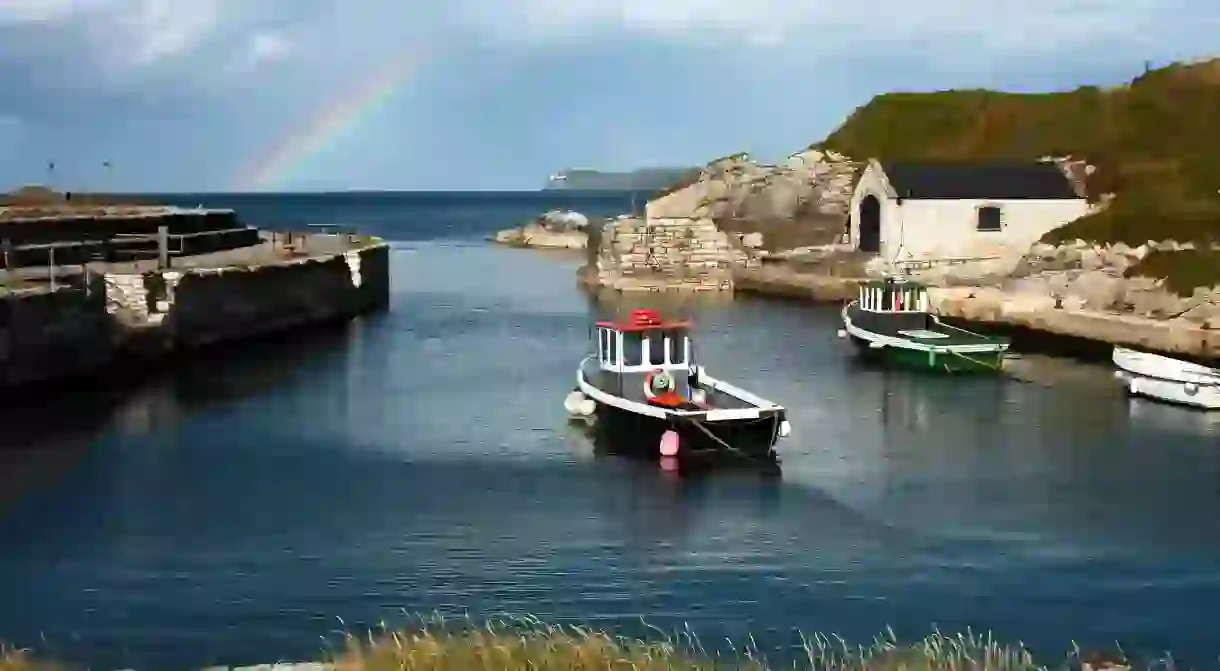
left=591, top=401, right=783, bottom=469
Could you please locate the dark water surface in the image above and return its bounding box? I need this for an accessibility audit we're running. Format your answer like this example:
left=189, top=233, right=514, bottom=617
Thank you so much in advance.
left=2, top=192, right=1220, bottom=670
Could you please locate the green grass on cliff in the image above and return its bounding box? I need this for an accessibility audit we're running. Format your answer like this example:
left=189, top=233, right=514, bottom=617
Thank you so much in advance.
left=816, top=59, right=1220, bottom=247
left=2, top=617, right=1150, bottom=670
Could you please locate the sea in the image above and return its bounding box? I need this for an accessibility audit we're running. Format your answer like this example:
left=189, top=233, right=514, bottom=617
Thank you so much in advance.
left=2, top=190, right=1220, bottom=670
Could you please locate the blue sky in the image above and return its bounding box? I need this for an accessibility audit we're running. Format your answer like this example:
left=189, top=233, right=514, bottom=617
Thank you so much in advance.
left=0, top=0, right=1216, bottom=192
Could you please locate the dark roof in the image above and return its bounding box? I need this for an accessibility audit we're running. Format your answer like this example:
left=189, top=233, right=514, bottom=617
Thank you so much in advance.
left=879, top=161, right=1081, bottom=200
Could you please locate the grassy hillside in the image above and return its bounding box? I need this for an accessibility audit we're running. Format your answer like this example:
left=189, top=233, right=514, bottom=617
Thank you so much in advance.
left=816, top=59, right=1220, bottom=247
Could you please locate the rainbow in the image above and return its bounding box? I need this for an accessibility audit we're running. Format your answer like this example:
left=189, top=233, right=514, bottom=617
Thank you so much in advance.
left=235, top=55, right=417, bottom=190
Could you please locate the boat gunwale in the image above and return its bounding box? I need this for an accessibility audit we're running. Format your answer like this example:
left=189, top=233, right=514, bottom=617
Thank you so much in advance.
left=1113, top=346, right=1220, bottom=386
left=576, top=355, right=785, bottom=422
left=841, top=301, right=1010, bottom=354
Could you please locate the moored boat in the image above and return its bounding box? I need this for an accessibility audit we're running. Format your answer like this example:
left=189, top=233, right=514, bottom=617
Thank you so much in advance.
left=567, top=308, right=790, bottom=468
left=1112, top=345, right=1220, bottom=410
left=837, top=276, right=1010, bottom=373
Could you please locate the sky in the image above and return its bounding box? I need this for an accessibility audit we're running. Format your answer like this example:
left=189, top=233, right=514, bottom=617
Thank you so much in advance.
left=0, top=0, right=1216, bottom=192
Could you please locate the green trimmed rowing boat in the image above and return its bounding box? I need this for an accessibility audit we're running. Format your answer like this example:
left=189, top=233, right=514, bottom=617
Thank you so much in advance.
left=837, top=276, right=1010, bottom=374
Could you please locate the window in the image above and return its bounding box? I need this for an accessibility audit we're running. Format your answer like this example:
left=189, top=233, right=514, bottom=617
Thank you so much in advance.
left=608, top=332, right=617, bottom=366
left=977, top=205, right=1002, bottom=232
left=646, top=334, right=665, bottom=365
left=665, top=329, right=685, bottom=364
left=621, top=332, right=643, bottom=366
left=599, top=328, right=611, bottom=364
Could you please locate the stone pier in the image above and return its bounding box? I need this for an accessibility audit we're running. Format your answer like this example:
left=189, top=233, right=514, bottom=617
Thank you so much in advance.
left=0, top=233, right=391, bottom=389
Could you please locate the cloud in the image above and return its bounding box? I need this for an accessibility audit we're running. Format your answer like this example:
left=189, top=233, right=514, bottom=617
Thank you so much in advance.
left=0, top=0, right=1218, bottom=190
left=0, top=0, right=219, bottom=70
left=118, top=0, right=219, bottom=67
left=243, top=31, right=291, bottom=68
left=448, top=0, right=1217, bottom=63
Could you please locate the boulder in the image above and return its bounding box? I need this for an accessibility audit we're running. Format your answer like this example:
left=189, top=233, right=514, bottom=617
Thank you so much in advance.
left=1065, top=270, right=1125, bottom=311
left=537, top=209, right=589, bottom=232
left=643, top=150, right=861, bottom=246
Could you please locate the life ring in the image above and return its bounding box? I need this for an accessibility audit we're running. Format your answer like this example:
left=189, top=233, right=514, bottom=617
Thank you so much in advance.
left=643, top=369, right=684, bottom=406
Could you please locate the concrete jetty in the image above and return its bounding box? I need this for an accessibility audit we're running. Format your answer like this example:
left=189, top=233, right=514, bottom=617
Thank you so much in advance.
left=0, top=205, right=390, bottom=390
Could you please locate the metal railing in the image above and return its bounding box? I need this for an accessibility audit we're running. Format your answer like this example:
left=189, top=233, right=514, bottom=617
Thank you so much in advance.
left=0, top=225, right=371, bottom=295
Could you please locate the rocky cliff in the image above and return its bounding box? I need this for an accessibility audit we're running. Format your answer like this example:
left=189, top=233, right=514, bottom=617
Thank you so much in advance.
left=645, top=149, right=861, bottom=251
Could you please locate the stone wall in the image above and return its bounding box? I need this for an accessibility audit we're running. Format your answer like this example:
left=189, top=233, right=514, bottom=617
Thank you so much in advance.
left=163, top=244, right=389, bottom=348
left=586, top=215, right=759, bottom=291
left=0, top=239, right=391, bottom=389
left=0, top=277, right=114, bottom=387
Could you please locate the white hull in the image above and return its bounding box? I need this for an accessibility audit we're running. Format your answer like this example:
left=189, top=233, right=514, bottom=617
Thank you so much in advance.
left=1112, top=346, right=1220, bottom=410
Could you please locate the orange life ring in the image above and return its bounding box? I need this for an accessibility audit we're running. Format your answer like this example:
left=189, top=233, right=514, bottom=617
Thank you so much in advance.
left=643, top=369, right=684, bottom=407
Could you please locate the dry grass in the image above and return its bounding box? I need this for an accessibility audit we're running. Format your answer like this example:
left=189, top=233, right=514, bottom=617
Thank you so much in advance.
left=326, top=615, right=1093, bottom=671
left=0, top=645, right=62, bottom=671
left=0, top=615, right=1157, bottom=670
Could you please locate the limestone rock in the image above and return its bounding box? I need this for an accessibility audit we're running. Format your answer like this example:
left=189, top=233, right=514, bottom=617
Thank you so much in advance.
left=537, top=209, right=589, bottom=232
left=644, top=150, right=861, bottom=246
left=493, top=222, right=587, bottom=250
left=1065, top=271, right=1125, bottom=311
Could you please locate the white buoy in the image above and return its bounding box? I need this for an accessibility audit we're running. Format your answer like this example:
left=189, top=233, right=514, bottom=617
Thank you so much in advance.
left=836, top=329, right=847, bottom=338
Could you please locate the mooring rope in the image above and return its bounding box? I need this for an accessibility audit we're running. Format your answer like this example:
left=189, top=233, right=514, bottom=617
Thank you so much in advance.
left=681, top=416, right=760, bottom=461
left=945, top=349, right=1054, bottom=388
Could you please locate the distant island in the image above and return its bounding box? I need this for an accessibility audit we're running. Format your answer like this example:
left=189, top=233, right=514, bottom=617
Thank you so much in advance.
left=544, top=167, right=700, bottom=191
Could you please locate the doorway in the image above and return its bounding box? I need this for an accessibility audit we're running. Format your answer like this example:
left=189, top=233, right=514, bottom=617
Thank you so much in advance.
left=858, top=194, right=881, bottom=253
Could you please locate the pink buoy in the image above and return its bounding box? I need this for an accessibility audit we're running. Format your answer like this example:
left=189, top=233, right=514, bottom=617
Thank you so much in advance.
left=659, top=429, right=680, bottom=457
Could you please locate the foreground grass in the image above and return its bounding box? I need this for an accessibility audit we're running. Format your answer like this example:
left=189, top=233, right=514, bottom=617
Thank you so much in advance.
left=3, top=616, right=1150, bottom=670
left=1, top=646, right=60, bottom=671
left=331, top=618, right=1055, bottom=670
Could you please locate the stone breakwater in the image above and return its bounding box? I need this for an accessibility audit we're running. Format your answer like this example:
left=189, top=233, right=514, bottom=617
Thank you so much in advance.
left=730, top=239, right=1220, bottom=361
left=0, top=234, right=391, bottom=389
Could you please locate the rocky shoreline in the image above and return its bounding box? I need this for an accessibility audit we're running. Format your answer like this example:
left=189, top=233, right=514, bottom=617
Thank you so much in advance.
left=492, top=215, right=1220, bottom=362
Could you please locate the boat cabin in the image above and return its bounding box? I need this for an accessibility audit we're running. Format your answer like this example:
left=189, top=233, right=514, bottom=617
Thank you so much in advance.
left=857, top=276, right=930, bottom=313
left=593, top=308, right=694, bottom=373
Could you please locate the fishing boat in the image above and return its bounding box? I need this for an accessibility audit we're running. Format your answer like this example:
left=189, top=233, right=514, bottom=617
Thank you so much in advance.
left=1112, top=345, right=1220, bottom=410
left=566, top=308, right=790, bottom=467
left=837, top=276, right=1010, bottom=373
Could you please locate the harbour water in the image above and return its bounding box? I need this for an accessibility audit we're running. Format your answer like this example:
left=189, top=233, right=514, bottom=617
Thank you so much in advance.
left=2, top=191, right=1219, bottom=669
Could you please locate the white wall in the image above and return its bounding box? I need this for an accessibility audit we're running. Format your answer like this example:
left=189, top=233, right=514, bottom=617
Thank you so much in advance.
left=848, top=161, right=1093, bottom=261
left=885, top=198, right=1091, bottom=261
left=848, top=162, right=896, bottom=249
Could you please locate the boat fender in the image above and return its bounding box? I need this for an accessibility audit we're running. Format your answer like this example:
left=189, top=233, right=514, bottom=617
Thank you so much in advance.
left=836, top=329, right=847, bottom=339
left=563, top=390, right=588, bottom=416
left=779, top=420, right=791, bottom=438
left=659, top=429, right=679, bottom=457
left=1185, top=382, right=1199, bottom=396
